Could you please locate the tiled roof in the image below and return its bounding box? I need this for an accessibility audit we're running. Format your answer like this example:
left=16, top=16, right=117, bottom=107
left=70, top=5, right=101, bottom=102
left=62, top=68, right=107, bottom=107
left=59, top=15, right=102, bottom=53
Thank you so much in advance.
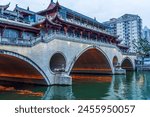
left=38, top=2, right=106, bottom=29
left=14, top=5, right=35, bottom=15
left=60, top=5, right=105, bottom=28
left=32, top=16, right=61, bottom=27
left=0, top=3, right=10, bottom=10
left=0, top=18, right=39, bottom=31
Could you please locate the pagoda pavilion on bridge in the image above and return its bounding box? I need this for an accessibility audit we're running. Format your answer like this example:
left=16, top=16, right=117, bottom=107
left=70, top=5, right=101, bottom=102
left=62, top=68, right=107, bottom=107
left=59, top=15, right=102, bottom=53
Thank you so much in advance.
left=0, top=0, right=128, bottom=52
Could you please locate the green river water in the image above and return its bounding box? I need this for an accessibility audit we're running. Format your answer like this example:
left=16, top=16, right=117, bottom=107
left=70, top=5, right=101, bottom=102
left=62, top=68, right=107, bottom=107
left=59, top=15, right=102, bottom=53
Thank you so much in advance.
left=0, top=71, right=150, bottom=100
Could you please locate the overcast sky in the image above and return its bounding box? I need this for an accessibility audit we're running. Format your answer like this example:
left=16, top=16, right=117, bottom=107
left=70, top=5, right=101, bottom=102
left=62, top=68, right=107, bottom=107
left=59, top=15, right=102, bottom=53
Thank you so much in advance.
left=0, top=0, right=149, bottom=27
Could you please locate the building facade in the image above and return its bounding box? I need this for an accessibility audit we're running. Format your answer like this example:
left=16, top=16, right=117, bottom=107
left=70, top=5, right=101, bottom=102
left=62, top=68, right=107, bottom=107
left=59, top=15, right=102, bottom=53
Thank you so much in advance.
left=103, top=18, right=117, bottom=36
left=103, top=14, right=142, bottom=52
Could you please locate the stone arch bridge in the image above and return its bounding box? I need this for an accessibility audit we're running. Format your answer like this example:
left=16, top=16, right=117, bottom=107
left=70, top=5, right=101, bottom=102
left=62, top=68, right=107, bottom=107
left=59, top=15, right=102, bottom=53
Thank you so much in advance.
left=0, top=34, right=136, bottom=85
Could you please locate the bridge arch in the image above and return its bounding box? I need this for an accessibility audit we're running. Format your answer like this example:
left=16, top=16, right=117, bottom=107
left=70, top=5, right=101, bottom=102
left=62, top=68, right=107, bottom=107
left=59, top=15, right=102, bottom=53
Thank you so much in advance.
left=0, top=50, right=50, bottom=85
left=121, top=57, right=134, bottom=70
left=69, top=46, right=113, bottom=75
left=49, top=52, right=67, bottom=73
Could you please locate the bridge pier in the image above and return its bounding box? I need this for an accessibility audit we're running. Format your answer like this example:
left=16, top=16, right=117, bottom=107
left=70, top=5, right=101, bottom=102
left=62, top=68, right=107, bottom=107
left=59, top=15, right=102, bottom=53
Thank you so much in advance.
left=113, top=63, right=126, bottom=75
left=114, top=68, right=126, bottom=75
left=53, top=72, right=72, bottom=85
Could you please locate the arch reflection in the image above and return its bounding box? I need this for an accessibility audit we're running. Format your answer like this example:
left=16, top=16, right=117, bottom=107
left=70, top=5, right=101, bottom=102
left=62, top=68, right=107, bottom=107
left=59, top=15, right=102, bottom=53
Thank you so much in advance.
left=1, top=72, right=150, bottom=100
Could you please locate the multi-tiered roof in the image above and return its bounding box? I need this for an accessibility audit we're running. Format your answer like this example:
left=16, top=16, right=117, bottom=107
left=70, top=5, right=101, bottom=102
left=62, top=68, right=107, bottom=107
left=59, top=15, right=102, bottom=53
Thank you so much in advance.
left=0, top=1, right=128, bottom=51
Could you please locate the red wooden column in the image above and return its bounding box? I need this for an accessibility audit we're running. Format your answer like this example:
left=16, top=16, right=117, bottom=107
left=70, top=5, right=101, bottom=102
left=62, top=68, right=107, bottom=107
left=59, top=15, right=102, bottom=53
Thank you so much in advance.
left=88, top=32, right=91, bottom=39
left=73, top=27, right=78, bottom=37
left=101, top=35, right=105, bottom=42
left=81, top=29, right=86, bottom=39
left=0, top=28, right=2, bottom=41
left=19, top=30, right=24, bottom=39
left=64, top=26, right=69, bottom=34
left=95, top=34, right=98, bottom=41
left=97, top=34, right=100, bottom=41
left=80, top=31, right=83, bottom=38
left=45, top=21, right=49, bottom=34
left=109, top=37, right=112, bottom=44
left=1, top=26, right=6, bottom=37
left=72, top=29, right=75, bottom=36
left=64, top=27, right=67, bottom=34
left=0, top=28, right=3, bottom=37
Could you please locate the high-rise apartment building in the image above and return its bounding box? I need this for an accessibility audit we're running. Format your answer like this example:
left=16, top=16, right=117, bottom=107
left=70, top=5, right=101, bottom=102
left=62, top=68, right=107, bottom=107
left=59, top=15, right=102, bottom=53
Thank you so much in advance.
left=103, top=14, right=142, bottom=52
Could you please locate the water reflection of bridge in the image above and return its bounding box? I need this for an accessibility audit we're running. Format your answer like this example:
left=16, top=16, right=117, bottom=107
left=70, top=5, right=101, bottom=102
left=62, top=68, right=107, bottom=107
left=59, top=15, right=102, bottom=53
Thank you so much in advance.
left=42, top=72, right=150, bottom=100
left=103, top=72, right=150, bottom=100
left=1, top=72, right=150, bottom=100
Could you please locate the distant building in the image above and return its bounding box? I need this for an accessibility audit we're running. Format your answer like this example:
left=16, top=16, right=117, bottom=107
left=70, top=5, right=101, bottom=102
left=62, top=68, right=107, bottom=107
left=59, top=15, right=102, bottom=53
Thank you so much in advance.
left=103, top=18, right=117, bottom=36
left=103, top=14, right=142, bottom=52
left=142, top=26, right=150, bottom=42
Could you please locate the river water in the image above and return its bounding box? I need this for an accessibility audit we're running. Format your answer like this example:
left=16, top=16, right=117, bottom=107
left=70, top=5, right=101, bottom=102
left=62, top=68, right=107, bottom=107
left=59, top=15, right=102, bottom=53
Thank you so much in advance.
left=0, top=71, right=150, bottom=100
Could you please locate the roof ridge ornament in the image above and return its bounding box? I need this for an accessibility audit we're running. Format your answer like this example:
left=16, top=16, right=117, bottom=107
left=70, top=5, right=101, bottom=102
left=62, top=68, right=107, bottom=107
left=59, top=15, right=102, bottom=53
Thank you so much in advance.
left=27, top=6, right=30, bottom=11
left=8, top=2, right=11, bottom=6
left=0, top=2, right=10, bottom=10
left=56, top=0, right=59, bottom=5
left=51, top=0, right=54, bottom=3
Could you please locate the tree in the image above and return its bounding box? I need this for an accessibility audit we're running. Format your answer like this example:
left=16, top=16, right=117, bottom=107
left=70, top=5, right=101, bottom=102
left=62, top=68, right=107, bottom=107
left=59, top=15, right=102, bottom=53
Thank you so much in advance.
left=133, top=38, right=150, bottom=56
left=133, top=38, right=150, bottom=65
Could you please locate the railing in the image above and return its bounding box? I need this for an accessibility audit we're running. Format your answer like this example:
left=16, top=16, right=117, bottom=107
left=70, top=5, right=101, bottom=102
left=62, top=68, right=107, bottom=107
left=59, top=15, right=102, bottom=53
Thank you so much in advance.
left=122, top=52, right=136, bottom=56
left=0, top=32, right=118, bottom=49
left=0, top=31, right=133, bottom=55
left=43, top=32, right=119, bottom=49
left=0, top=36, right=41, bottom=47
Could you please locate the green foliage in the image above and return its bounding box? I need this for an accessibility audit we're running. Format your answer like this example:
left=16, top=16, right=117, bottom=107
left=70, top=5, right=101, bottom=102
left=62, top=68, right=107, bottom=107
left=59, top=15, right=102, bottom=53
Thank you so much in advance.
left=133, top=38, right=150, bottom=56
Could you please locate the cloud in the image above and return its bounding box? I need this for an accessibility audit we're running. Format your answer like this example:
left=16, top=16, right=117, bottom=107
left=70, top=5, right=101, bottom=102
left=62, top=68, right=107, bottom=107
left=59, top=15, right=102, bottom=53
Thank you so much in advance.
left=0, top=0, right=149, bottom=27
left=60, top=0, right=149, bottom=27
